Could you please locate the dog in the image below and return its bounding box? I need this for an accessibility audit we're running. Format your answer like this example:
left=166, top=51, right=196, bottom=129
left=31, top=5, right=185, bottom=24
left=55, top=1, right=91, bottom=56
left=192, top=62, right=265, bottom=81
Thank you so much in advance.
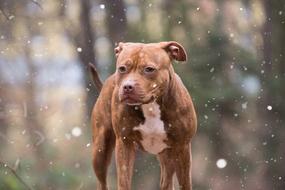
left=90, top=41, right=197, bottom=190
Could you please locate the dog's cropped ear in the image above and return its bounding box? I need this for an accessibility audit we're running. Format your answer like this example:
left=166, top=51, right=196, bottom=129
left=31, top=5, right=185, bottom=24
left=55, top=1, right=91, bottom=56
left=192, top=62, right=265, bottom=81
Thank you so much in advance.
left=114, top=42, right=124, bottom=58
left=159, top=41, right=187, bottom=62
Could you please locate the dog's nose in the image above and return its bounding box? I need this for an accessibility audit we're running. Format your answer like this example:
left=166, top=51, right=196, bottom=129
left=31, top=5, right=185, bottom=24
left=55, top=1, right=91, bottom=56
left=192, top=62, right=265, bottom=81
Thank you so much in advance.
left=123, top=84, right=134, bottom=93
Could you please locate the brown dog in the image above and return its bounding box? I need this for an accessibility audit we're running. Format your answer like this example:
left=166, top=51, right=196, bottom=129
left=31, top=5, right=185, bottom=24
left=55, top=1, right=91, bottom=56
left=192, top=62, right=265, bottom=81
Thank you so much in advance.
left=91, top=41, right=197, bottom=190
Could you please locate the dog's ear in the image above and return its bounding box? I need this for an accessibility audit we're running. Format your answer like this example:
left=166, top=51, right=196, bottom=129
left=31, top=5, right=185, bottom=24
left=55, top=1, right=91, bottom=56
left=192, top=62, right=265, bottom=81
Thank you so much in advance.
left=114, top=42, right=124, bottom=58
left=160, top=41, right=187, bottom=62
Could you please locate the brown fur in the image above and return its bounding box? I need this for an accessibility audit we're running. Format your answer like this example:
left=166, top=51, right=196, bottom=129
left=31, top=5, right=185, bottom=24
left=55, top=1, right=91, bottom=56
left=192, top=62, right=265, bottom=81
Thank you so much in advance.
left=91, top=42, right=197, bottom=190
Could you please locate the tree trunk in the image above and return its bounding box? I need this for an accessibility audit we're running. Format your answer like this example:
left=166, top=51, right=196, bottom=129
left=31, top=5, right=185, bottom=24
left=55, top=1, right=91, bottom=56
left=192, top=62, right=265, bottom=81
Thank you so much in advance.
left=78, top=0, right=98, bottom=117
left=262, top=0, right=273, bottom=74
left=260, top=1, right=285, bottom=189
left=0, top=85, right=8, bottom=155
left=23, top=34, right=49, bottom=189
left=104, top=0, right=127, bottom=46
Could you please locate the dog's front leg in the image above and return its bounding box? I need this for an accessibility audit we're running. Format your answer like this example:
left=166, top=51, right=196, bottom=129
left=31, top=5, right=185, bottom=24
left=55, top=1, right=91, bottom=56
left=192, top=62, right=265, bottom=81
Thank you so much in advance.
left=175, top=144, right=192, bottom=190
left=115, top=138, right=135, bottom=190
left=158, top=149, right=175, bottom=190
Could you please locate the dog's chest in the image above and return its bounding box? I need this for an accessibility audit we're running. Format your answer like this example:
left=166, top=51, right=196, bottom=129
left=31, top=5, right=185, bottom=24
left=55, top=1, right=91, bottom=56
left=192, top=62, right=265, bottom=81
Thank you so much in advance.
left=133, top=102, right=168, bottom=154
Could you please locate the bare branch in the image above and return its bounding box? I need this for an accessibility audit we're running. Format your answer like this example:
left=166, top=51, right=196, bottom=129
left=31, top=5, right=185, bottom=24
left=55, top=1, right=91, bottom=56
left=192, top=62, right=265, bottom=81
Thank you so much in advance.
left=29, top=0, right=43, bottom=10
left=0, top=160, right=33, bottom=190
left=0, top=0, right=42, bottom=20
left=0, top=8, right=9, bottom=20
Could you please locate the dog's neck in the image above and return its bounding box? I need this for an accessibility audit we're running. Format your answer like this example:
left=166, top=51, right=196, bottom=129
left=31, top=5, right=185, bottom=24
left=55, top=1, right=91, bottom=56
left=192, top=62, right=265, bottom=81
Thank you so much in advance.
left=159, top=65, right=181, bottom=108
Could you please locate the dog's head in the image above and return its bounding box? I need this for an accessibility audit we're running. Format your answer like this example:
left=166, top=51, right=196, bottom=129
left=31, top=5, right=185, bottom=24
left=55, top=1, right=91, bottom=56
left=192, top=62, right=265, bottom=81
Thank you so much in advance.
left=114, top=41, right=187, bottom=106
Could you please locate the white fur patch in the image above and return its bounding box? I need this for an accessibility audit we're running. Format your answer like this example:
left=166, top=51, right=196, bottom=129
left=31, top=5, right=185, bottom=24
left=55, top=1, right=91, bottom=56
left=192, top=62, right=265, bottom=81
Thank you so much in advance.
left=133, top=102, right=168, bottom=154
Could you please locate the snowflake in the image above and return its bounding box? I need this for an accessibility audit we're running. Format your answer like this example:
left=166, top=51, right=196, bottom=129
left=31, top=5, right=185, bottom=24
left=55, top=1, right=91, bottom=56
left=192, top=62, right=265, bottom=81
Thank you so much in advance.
left=216, top=158, right=227, bottom=169
left=267, top=105, right=272, bottom=110
left=77, top=47, right=82, bottom=52
left=71, top=127, right=82, bottom=137
left=99, top=4, right=105, bottom=10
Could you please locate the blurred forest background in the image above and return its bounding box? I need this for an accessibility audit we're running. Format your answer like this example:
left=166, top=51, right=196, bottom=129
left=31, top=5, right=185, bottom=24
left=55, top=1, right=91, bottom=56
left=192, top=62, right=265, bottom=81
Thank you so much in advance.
left=0, top=0, right=284, bottom=189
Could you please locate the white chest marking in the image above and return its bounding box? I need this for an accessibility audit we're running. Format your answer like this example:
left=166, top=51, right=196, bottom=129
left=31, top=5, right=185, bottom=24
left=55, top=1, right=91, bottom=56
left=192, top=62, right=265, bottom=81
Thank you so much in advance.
left=133, top=102, right=168, bottom=154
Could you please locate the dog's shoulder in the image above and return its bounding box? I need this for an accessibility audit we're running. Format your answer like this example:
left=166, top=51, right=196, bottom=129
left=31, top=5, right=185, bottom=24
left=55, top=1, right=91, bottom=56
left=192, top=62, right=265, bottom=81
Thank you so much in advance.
left=97, top=74, right=116, bottom=100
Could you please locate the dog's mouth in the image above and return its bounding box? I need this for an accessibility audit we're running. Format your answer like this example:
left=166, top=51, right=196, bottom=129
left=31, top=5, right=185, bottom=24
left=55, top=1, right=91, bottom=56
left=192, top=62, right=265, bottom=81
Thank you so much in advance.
left=122, top=96, right=142, bottom=106
left=120, top=94, right=155, bottom=106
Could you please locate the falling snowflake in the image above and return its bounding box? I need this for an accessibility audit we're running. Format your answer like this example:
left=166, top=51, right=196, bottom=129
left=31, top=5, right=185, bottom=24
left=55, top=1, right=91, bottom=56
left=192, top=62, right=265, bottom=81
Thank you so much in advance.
left=267, top=105, right=272, bottom=110
left=216, top=158, right=227, bottom=169
left=99, top=4, right=105, bottom=9
left=77, top=47, right=82, bottom=52
left=242, top=102, right=248, bottom=109
left=71, top=127, right=82, bottom=137
left=8, top=15, right=15, bottom=20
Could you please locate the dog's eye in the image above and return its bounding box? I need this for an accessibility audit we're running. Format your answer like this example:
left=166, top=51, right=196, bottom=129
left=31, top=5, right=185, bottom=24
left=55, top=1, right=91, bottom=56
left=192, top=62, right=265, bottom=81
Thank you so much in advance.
left=118, top=65, right=127, bottom=73
left=144, top=66, right=156, bottom=74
